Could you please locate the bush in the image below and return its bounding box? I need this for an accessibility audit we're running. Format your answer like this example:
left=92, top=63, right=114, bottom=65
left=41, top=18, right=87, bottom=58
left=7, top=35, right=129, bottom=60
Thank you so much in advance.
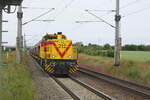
left=122, top=69, right=141, bottom=80
left=144, top=73, right=150, bottom=80
left=76, top=42, right=114, bottom=57
left=127, top=60, right=135, bottom=67
left=107, top=49, right=114, bottom=57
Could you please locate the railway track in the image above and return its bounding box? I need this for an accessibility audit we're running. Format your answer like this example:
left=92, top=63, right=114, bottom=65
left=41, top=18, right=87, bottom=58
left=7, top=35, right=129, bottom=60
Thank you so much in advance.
left=78, top=67, right=150, bottom=99
left=31, top=55, right=150, bottom=99
left=31, top=55, right=115, bottom=100
left=52, top=75, right=115, bottom=100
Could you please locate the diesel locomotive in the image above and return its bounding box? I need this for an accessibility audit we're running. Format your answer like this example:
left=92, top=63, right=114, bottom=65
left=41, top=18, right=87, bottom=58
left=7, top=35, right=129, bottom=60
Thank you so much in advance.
left=30, top=32, right=78, bottom=74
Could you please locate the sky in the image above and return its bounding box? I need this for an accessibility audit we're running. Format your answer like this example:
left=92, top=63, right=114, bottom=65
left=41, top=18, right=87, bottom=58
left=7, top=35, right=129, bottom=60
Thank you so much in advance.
left=2, top=0, right=150, bottom=46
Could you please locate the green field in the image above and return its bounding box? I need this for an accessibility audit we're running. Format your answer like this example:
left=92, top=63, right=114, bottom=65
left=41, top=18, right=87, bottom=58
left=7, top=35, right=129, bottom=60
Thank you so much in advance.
left=79, top=51, right=150, bottom=65
left=79, top=51, right=150, bottom=85
left=121, top=51, right=150, bottom=63
left=0, top=53, right=34, bottom=100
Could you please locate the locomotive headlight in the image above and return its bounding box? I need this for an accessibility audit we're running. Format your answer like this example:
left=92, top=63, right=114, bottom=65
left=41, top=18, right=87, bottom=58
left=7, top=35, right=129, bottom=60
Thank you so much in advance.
left=52, top=56, right=55, bottom=58
left=69, top=55, right=72, bottom=58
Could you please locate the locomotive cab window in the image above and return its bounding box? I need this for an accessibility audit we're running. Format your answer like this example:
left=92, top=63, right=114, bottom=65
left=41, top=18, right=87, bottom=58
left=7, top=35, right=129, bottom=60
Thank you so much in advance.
left=43, top=36, right=57, bottom=41
left=48, top=36, right=57, bottom=39
left=62, top=35, right=66, bottom=39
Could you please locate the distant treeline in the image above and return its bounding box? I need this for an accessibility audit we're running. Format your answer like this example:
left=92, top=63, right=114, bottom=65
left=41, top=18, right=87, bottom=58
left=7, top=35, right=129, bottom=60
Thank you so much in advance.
left=75, top=42, right=114, bottom=57
left=75, top=42, right=150, bottom=57
left=122, top=44, right=150, bottom=51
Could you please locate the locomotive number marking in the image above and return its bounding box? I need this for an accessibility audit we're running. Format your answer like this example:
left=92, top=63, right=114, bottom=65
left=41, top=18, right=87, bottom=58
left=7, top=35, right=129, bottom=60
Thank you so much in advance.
left=58, top=44, right=66, bottom=48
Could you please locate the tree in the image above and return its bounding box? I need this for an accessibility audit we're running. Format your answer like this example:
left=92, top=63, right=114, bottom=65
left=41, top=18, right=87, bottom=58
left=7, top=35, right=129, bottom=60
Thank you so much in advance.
left=104, top=43, right=111, bottom=50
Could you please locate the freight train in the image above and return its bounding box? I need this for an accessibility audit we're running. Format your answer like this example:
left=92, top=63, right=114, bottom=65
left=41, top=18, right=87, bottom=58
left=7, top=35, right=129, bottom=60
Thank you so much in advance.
left=30, top=32, right=79, bottom=74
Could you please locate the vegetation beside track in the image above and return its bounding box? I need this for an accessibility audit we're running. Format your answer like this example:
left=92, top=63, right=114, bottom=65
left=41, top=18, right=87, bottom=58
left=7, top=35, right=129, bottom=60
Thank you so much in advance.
left=121, top=51, right=150, bottom=63
left=79, top=52, right=150, bottom=85
left=0, top=52, right=34, bottom=100
left=76, top=42, right=150, bottom=58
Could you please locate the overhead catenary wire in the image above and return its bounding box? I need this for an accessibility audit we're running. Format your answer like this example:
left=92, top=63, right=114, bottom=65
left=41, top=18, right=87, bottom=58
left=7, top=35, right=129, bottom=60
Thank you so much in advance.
left=85, top=10, right=115, bottom=28
left=84, top=9, right=115, bottom=19
left=120, top=0, right=141, bottom=9
left=64, top=0, right=75, bottom=9
left=53, top=0, right=75, bottom=19
left=23, top=8, right=55, bottom=25
left=85, top=1, right=149, bottom=20
left=22, top=6, right=53, bottom=10
left=123, top=6, right=150, bottom=17
left=26, top=35, right=41, bottom=46
left=37, top=0, right=76, bottom=33
left=61, top=0, right=68, bottom=7
left=87, top=9, right=115, bottom=12
left=33, top=19, right=55, bottom=22
left=76, top=21, right=102, bottom=23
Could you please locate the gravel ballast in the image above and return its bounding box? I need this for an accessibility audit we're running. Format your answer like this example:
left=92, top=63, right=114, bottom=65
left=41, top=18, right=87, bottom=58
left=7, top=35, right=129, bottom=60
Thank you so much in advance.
left=58, top=78, right=104, bottom=100
left=72, top=72, right=147, bottom=100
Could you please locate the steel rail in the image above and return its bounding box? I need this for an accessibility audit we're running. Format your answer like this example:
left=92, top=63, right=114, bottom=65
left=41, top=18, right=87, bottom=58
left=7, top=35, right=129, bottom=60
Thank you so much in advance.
left=51, top=76, right=81, bottom=100
left=69, top=75, right=116, bottom=100
left=79, top=67, right=150, bottom=99
left=80, top=67, right=150, bottom=90
left=31, top=56, right=80, bottom=100
left=31, top=56, right=116, bottom=100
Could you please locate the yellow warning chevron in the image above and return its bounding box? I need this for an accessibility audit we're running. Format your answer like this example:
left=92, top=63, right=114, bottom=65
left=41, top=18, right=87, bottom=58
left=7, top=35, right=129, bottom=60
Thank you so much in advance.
left=47, top=67, right=50, bottom=72
left=70, top=68, right=74, bottom=73
left=45, top=65, right=49, bottom=70
left=45, top=64, right=47, bottom=67
left=69, top=70, right=72, bottom=73
left=74, top=67, right=77, bottom=71
left=51, top=69, right=54, bottom=73
left=75, top=66, right=79, bottom=70
left=74, top=66, right=78, bottom=70
left=72, top=67, right=75, bottom=72
left=47, top=67, right=51, bottom=72
left=69, top=68, right=72, bottom=73
left=49, top=67, right=53, bottom=72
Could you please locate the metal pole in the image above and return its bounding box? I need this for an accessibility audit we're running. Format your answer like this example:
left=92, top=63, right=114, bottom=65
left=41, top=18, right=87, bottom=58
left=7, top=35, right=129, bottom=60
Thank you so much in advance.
left=16, top=5, right=23, bottom=64
left=114, top=0, right=121, bottom=66
left=0, top=4, right=2, bottom=61
left=24, top=33, right=27, bottom=53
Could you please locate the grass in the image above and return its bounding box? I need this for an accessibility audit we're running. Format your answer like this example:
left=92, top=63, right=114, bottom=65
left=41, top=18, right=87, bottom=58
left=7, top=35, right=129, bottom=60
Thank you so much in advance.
left=79, top=51, right=150, bottom=85
left=121, top=51, right=150, bottom=63
left=0, top=52, right=34, bottom=100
